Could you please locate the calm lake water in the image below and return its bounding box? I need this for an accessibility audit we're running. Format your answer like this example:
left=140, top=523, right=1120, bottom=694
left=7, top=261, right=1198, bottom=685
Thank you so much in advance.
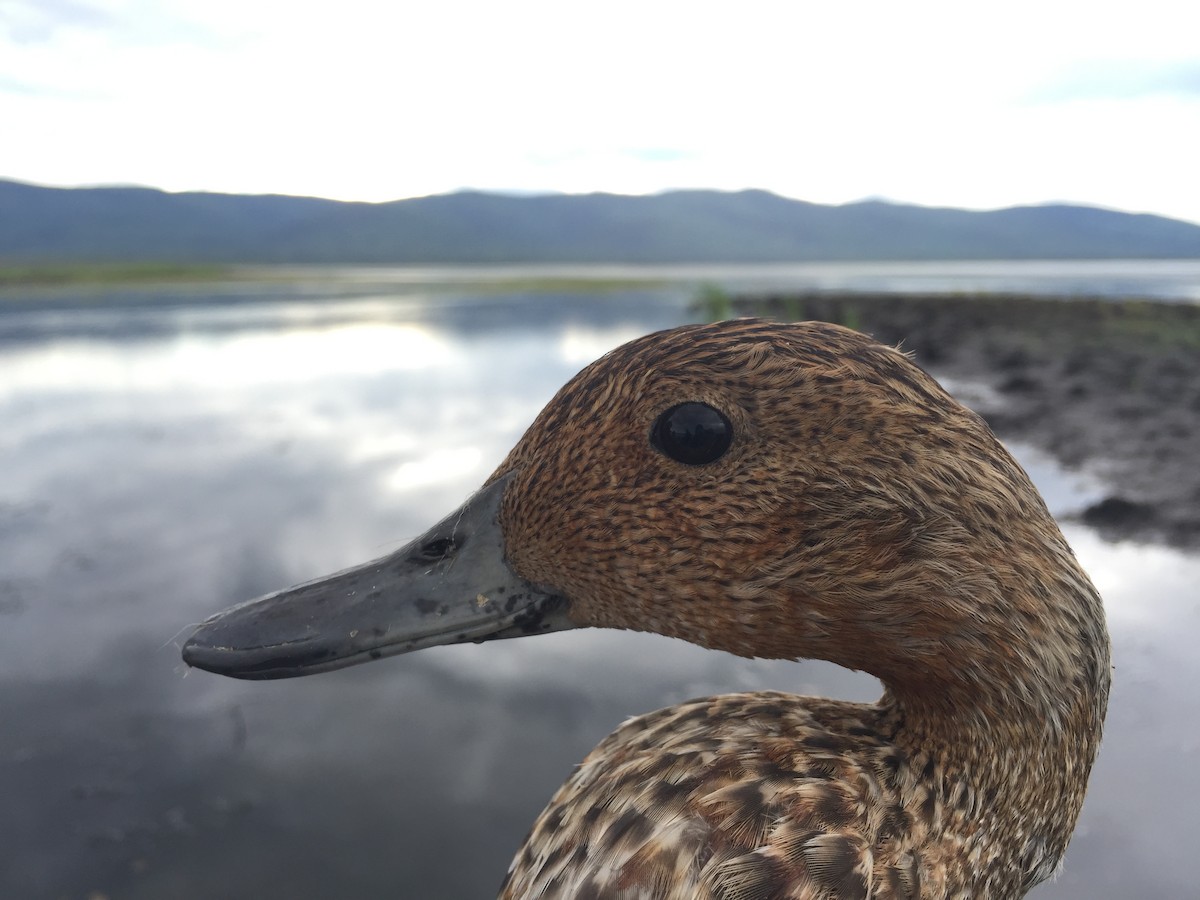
left=1, top=263, right=1197, bottom=899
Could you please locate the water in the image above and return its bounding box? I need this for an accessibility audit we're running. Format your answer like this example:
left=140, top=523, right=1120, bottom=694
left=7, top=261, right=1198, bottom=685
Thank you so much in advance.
left=243, top=259, right=1200, bottom=301
left=1, top=265, right=1196, bottom=898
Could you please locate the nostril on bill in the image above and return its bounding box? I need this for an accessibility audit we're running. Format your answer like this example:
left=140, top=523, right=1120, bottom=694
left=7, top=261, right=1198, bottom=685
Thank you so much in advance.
left=413, top=536, right=460, bottom=562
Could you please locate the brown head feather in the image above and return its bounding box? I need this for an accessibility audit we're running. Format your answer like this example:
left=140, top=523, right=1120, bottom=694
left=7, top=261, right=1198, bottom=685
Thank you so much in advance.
left=490, top=320, right=1109, bottom=899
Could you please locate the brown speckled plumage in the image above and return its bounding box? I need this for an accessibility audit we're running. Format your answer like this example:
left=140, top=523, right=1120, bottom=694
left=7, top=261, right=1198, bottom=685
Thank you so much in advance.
left=487, top=320, right=1109, bottom=899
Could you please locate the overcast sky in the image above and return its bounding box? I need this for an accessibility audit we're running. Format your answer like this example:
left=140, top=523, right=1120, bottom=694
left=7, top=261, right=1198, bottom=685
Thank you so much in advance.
left=3, top=1, right=1199, bottom=223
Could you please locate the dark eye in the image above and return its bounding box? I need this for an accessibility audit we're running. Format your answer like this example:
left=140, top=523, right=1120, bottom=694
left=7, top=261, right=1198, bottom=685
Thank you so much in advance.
left=651, top=402, right=733, bottom=466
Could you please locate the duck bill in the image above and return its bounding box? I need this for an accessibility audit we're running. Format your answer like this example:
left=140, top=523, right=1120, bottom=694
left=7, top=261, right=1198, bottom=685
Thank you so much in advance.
left=181, top=473, right=573, bottom=680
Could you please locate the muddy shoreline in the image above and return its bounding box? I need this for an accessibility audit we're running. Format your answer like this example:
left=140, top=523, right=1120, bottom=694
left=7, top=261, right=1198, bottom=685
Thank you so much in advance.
left=730, top=291, right=1200, bottom=550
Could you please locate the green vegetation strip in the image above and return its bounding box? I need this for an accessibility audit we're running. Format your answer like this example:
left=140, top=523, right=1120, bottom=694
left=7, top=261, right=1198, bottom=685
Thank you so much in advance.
left=432, top=276, right=667, bottom=294
left=0, top=262, right=237, bottom=287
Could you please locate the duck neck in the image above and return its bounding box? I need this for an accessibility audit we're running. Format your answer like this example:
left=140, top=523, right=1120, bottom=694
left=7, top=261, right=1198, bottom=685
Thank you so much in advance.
left=872, top=559, right=1111, bottom=888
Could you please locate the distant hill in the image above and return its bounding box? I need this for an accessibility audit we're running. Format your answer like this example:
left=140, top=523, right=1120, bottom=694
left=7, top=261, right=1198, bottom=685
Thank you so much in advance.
left=1, top=179, right=1197, bottom=263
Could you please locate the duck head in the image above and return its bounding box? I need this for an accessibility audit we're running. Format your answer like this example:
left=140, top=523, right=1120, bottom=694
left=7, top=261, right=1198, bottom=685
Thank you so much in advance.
left=184, top=319, right=1106, bottom=725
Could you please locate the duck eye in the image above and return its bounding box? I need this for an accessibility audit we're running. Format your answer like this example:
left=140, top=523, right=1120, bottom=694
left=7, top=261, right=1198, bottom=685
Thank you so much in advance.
left=651, top=402, right=733, bottom=466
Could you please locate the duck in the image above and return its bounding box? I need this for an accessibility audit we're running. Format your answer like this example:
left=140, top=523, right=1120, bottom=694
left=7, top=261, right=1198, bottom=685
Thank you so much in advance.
left=182, top=318, right=1111, bottom=899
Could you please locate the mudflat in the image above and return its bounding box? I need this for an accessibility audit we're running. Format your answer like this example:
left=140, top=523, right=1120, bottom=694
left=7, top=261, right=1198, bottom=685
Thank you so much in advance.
left=732, top=292, right=1200, bottom=550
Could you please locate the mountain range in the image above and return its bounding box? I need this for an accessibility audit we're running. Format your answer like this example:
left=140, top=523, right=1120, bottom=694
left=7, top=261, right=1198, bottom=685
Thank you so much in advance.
left=2, top=179, right=1197, bottom=264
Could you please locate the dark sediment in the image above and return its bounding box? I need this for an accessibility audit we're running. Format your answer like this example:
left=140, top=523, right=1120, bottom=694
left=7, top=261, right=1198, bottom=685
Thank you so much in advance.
left=730, top=292, right=1200, bottom=550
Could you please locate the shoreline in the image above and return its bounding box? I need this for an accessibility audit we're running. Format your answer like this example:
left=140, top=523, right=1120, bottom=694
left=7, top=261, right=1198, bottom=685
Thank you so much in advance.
left=729, top=291, right=1200, bottom=550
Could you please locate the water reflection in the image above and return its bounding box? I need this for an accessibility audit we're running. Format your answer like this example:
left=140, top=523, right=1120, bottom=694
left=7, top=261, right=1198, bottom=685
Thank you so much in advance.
left=0, top=276, right=1194, bottom=899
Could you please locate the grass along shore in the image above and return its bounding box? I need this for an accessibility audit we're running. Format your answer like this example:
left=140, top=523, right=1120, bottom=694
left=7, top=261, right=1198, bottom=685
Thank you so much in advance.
left=0, top=261, right=243, bottom=287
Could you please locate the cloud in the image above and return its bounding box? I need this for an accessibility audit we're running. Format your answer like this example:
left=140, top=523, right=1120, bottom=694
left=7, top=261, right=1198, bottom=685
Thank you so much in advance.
left=1029, top=60, right=1200, bottom=103
left=1, top=0, right=237, bottom=52
left=624, top=149, right=697, bottom=164
left=0, top=0, right=113, bottom=45
left=0, top=74, right=65, bottom=97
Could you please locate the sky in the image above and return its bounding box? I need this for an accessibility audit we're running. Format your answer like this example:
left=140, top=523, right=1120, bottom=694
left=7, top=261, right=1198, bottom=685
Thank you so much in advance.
left=2, top=0, right=1199, bottom=223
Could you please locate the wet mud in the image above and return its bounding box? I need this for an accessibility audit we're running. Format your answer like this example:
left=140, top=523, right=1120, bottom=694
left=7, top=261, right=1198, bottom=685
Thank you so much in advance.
left=732, top=292, right=1200, bottom=549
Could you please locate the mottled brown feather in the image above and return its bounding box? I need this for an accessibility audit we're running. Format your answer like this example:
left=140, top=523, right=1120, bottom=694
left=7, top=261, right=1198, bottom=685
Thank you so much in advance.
left=485, top=320, right=1109, bottom=899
